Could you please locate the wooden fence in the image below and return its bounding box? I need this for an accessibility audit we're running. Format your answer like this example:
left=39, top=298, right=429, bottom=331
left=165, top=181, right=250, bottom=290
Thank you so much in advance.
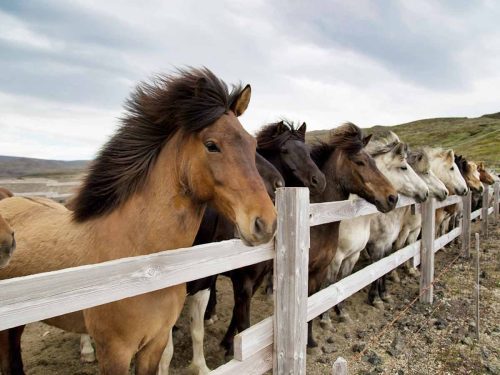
left=0, top=182, right=498, bottom=374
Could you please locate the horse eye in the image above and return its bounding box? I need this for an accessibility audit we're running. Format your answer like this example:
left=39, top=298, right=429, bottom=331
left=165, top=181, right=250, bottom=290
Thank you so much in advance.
left=205, top=141, right=220, bottom=153
left=450, top=167, right=454, bottom=171
left=401, top=166, right=408, bottom=171
left=355, top=161, right=365, bottom=166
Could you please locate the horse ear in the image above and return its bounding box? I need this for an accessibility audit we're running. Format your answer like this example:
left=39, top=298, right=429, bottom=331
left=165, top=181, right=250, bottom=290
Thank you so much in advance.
left=231, top=84, right=251, bottom=117
left=362, top=134, right=372, bottom=147
left=477, top=161, right=484, bottom=170
left=275, top=121, right=286, bottom=135
left=393, top=142, right=405, bottom=157
left=446, top=149, right=454, bottom=162
left=298, top=122, right=307, bottom=137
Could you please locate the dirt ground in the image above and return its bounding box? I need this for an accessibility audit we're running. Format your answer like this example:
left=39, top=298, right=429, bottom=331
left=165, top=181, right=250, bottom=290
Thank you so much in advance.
left=15, top=220, right=500, bottom=374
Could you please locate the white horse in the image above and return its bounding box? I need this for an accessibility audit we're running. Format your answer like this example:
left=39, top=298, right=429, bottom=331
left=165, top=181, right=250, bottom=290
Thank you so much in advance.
left=425, top=148, right=468, bottom=237
left=392, top=148, right=448, bottom=279
left=363, top=132, right=429, bottom=307
left=320, top=131, right=428, bottom=325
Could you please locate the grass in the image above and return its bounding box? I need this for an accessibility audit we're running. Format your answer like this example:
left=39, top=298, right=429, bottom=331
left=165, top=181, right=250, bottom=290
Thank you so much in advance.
left=306, top=113, right=500, bottom=169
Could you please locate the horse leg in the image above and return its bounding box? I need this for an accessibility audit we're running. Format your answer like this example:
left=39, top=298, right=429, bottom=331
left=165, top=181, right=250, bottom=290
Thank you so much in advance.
left=263, top=271, right=273, bottom=298
left=379, top=274, right=393, bottom=303
left=80, top=334, right=96, bottom=363
left=0, top=325, right=25, bottom=375
left=158, top=329, right=173, bottom=375
left=135, top=325, right=173, bottom=375
left=334, top=252, right=360, bottom=323
left=406, top=229, right=421, bottom=276
left=93, top=338, right=135, bottom=375
left=204, top=277, right=218, bottom=325
left=307, top=320, right=318, bottom=348
left=320, top=253, right=342, bottom=329
left=187, top=290, right=211, bottom=375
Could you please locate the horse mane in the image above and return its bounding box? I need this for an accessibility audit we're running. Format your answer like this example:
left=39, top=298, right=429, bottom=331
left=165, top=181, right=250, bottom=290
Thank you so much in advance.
left=72, top=67, right=244, bottom=222
left=364, top=130, right=401, bottom=157
left=256, top=119, right=305, bottom=151
left=407, top=149, right=430, bottom=172
left=310, top=122, right=365, bottom=169
left=454, top=154, right=470, bottom=174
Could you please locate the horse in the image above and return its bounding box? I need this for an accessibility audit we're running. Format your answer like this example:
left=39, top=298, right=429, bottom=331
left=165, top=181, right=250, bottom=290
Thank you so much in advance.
left=356, top=131, right=429, bottom=308
left=472, top=162, right=495, bottom=211
left=307, top=122, right=398, bottom=348
left=422, top=148, right=468, bottom=239
left=391, top=148, right=448, bottom=279
left=442, top=156, right=483, bottom=235
left=0, top=67, right=277, bottom=375
left=319, top=142, right=439, bottom=326
left=0, top=188, right=13, bottom=200
left=164, top=120, right=326, bottom=372
left=0, top=189, right=15, bottom=269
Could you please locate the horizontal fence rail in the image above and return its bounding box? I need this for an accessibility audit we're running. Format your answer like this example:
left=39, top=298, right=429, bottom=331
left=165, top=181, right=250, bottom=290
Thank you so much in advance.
left=0, top=182, right=498, bottom=374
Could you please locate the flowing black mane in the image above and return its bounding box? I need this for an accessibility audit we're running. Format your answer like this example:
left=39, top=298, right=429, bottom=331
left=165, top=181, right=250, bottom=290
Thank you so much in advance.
left=455, top=154, right=469, bottom=174
left=256, top=120, right=305, bottom=151
left=73, top=67, right=244, bottom=222
left=310, top=122, right=365, bottom=169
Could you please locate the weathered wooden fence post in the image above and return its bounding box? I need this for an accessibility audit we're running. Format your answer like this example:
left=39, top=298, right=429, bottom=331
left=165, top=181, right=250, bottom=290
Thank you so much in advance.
left=273, top=187, right=309, bottom=374
left=481, top=183, right=489, bottom=239
left=420, top=198, right=435, bottom=303
left=461, top=192, right=471, bottom=258
left=474, top=233, right=480, bottom=340
left=493, top=182, right=499, bottom=224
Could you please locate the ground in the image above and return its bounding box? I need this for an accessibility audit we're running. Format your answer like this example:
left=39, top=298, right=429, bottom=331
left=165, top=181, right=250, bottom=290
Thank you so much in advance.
left=17, top=219, right=499, bottom=375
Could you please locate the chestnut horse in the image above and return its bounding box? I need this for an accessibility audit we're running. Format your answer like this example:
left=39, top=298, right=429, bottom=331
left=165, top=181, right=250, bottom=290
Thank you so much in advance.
left=0, top=68, right=277, bottom=375
left=472, top=162, right=495, bottom=211
left=307, top=122, right=398, bottom=347
left=0, top=188, right=15, bottom=268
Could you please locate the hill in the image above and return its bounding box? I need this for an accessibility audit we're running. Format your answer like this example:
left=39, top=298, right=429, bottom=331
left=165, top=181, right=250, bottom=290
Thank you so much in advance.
left=0, top=156, right=88, bottom=178
left=306, top=113, right=500, bottom=169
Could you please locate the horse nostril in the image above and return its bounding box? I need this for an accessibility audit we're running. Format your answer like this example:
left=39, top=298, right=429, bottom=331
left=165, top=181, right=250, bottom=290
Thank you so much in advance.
left=253, top=217, right=265, bottom=237
left=311, top=175, right=319, bottom=186
left=387, top=194, right=398, bottom=206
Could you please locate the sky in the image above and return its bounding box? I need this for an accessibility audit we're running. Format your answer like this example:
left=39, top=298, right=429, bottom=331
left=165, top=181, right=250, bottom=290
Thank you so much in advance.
left=1, top=0, right=499, bottom=160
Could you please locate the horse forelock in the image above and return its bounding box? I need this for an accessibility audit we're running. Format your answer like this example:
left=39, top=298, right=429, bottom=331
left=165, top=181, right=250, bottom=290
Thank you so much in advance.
left=72, top=67, right=243, bottom=222
left=256, top=120, right=305, bottom=151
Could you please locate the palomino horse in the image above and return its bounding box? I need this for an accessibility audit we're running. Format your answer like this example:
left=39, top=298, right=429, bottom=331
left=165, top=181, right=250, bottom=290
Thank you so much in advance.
left=307, top=123, right=398, bottom=347
left=363, top=132, right=429, bottom=307
left=0, top=188, right=15, bottom=268
left=425, top=148, right=468, bottom=238
left=319, top=140, right=438, bottom=326
left=0, top=68, right=277, bottom=375
left=443, top=155, right=483, bottom=234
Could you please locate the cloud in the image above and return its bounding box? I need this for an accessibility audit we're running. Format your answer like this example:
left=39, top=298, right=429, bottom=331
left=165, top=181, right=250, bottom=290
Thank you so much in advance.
left=0, top=0, right=499, bottom=160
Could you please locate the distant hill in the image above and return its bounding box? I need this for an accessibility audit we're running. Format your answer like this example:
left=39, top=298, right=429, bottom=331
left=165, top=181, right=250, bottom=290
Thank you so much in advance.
left=306, top=113, right=500, bottom=169
left=0, top=156, right=88, bottom=178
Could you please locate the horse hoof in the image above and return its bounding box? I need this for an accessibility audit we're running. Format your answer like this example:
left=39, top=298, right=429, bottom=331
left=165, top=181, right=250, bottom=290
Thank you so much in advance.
left=381, top=294, right=393, bottom=303
left=188, top=363, right=211, bottom=375
left=389, top=272, right=400, bottom=283
left=373, top=300, right=384, bottom=310
left=319, top=319, right=332, bottom=330
left=80, top=350, right=96, bottom=363
left=205, top=314, right=219, bottom=326
left=338, top=314, right=352, bottom=324
left=408, top=268, right=420, bottom=277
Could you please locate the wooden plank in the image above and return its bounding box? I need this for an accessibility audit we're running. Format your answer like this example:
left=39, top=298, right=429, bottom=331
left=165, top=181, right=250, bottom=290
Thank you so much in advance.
left=0, top=239, right=273, bottom=331
left=16, top=192, right=72, bottom=199
left=332, top=357, right=348, bottom=375
left=234, top=317, right=273, bottom=361
left=307, top=241, right=420, bottom=321
left=434, top=195, right=461, bottom=209
left=420, top=198, right=435, bottom=303
left=481, top=183, right=489, bottom=239
left=462, top=192, right=472, bottom=258
left=471, top=209, right=482, bottom=220
left=210, top=345, right=272, bottom=375
left=309, top=195, right=419, bottom=226
left=273, top=188, right=309, bottom=375
left=234, top=241, right=422, bottom=361
left=433, top=227, right=461, bottom=253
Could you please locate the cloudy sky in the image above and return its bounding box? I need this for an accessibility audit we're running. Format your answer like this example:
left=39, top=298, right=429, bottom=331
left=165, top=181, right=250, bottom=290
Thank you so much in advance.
left=1, top=0, right=499, bottom=160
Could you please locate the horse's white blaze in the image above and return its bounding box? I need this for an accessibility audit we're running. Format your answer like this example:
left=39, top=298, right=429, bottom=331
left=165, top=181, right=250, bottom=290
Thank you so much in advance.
left=188, top=290, right=211, bottom=375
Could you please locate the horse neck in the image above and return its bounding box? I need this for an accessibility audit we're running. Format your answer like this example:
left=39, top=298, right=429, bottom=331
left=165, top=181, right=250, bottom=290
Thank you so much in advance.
left=313, top=152, right=348, bottom=204
left=91, top=134, right=205, bottom=261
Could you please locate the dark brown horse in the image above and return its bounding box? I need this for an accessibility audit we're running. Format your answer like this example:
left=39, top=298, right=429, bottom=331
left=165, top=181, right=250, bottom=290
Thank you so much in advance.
left=0, top=188, right=15, bottom=268
left=307, top=123, right=398, bottom=347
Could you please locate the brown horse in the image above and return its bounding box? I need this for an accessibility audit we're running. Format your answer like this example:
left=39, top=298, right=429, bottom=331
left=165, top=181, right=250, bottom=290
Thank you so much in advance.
left=307, top=123, right=397, bottom=347
left=0, top=188, right=13, bottom=201
left=472, top=161, right=496, bottom=210
left=0, top=68, right=277, bottom=375
left=0, top=188, right=15, bottom=269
